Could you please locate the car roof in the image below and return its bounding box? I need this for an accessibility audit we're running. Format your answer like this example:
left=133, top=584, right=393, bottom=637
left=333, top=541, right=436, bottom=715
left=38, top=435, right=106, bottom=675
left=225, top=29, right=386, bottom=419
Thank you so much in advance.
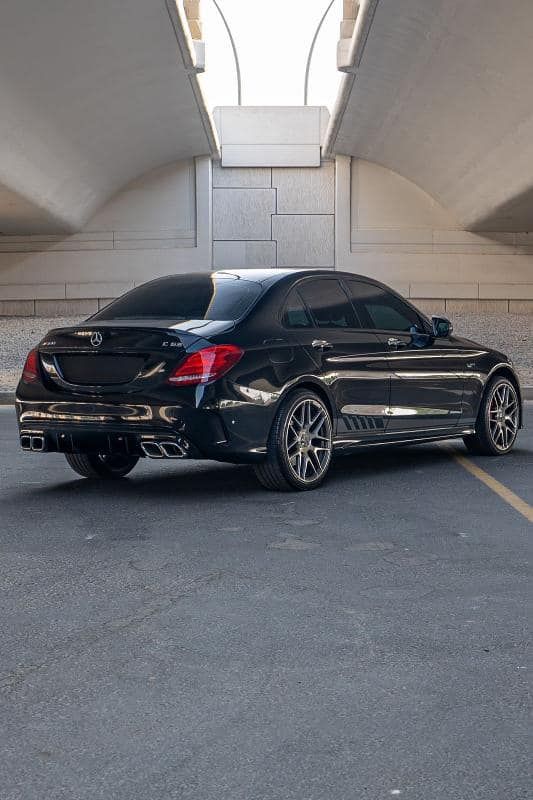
left=214, top=268, right=381, bottom=287
left=215, top=269, right=297, bottom=284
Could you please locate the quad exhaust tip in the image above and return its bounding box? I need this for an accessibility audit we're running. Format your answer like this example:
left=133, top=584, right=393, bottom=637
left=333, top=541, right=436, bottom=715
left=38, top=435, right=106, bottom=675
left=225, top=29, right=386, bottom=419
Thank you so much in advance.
left=140, top=440, right=188, bottom=459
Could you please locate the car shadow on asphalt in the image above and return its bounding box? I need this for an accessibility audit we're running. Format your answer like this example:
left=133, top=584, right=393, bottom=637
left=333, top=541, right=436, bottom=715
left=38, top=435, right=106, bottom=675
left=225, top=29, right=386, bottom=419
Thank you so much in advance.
left=24, top=443, right=467, bottom=503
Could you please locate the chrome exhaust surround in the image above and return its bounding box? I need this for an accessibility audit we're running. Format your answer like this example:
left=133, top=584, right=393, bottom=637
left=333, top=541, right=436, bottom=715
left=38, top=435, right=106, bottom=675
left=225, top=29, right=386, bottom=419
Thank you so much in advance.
left=140, top=439, right=189, bottom=459
left=20, top=432, right=46, bottom=451
left=160, top=441, right=187, bottom=458
left=140, top=441, right=164, bottom=458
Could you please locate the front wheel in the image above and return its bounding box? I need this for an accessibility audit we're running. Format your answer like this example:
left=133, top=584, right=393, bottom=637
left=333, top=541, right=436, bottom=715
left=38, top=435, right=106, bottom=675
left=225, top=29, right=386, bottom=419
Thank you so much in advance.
left=65, top=453, right=139, bottom=479
left=253, top=389, right=333, bottom=491
left=463, top=376, right=520, bottom=456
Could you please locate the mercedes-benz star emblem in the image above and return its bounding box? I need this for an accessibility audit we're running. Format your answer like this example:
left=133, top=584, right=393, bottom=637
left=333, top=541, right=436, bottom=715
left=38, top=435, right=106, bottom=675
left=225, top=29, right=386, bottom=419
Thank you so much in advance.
left=90, top=331, right=103, bottom=347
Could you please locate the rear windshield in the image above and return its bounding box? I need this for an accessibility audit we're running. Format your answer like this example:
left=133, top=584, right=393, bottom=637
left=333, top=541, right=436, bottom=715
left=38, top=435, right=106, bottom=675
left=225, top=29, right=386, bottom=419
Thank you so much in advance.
left=92, top=274, right=262, bottom=321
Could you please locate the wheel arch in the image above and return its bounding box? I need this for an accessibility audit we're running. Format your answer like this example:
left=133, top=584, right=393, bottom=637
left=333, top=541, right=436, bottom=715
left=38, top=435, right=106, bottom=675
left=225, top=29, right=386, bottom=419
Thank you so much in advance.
left=281, top=379, right=337, bottom=429
left=482, top=364, right=523, bottom=428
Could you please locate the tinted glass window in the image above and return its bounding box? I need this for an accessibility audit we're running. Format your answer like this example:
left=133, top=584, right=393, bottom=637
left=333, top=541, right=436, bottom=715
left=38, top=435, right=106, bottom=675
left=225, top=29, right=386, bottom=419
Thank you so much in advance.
left=92, top=274, right=262, bottom=321
left=347, top=281, right=420, bottom=332
left=298, top=279, right=356, bottom=328
left=282, top=289, right=312, bottom=328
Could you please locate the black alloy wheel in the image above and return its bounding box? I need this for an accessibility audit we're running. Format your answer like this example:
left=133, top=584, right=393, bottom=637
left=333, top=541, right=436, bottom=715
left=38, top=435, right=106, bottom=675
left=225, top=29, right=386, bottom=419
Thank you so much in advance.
left=253, top=389, right=333, bottom=491
left=64, top=453, right=139, bottom=478
left=463, top=376, right=519, bottom=456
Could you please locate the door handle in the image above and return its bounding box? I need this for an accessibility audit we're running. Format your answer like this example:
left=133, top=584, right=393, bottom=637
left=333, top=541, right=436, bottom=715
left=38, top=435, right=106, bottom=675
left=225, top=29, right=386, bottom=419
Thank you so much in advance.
left=312, top=339, right=333, bottom=351
left=387, top=337, right=405, bottom=349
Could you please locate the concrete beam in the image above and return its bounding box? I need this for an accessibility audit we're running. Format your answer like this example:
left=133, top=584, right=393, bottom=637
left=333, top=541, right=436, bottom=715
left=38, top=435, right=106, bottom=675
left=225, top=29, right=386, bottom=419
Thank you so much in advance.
left=214, top=107, right=329, bottom=168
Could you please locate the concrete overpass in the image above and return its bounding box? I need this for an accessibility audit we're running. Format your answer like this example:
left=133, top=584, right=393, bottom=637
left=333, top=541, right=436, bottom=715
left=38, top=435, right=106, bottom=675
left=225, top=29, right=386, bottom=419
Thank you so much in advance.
left=0, top=0, right=531, bottom=316
left=326, top=0, right=533, bottom=232
left=0, top=0, right=218, bottom=235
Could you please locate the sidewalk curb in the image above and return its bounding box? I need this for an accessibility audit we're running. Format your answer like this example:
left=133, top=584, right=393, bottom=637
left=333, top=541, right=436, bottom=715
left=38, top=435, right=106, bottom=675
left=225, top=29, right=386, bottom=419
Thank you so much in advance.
left=1, top=387, right=533, bottom=405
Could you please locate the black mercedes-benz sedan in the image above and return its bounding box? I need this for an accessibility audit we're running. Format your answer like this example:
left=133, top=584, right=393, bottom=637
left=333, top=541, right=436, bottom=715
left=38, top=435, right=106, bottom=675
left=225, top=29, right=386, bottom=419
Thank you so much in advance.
left=16, top=269, right=523, bottom=490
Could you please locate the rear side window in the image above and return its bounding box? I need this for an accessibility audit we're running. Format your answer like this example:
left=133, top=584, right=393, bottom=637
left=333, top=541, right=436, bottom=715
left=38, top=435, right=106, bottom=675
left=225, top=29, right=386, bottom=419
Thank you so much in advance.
left=282, top=289, right=312, bottom=328
left=92, top=274, right=262, bottom=321
left=346, top=280, right=421, bottom=332
left=298, top=279, right=356, bottom=328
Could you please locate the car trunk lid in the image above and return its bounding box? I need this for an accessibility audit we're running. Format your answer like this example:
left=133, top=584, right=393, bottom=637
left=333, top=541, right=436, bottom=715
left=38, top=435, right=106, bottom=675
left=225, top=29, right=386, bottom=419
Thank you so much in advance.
left=37, top=319, right=235, bottom=391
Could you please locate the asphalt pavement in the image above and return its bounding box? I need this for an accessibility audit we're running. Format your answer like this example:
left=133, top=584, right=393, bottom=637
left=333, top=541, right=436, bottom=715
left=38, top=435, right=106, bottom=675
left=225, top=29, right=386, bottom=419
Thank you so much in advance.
left=1, top=405, right=531, bottom=800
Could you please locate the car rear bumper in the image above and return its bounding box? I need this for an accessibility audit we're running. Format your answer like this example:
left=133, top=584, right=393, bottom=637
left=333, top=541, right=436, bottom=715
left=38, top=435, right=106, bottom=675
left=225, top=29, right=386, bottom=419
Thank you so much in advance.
left=18, top=424, right=201, bottom=460
left=15, top=395, right=274, bottom=463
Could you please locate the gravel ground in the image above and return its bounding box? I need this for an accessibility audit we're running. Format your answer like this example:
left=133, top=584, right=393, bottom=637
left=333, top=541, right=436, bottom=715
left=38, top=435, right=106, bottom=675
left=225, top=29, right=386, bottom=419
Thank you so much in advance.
left=447, top=312, right=532, bottom=385
left=0, top=312, right=531, bottom=392
left=0, top=317, right=81, bottom=392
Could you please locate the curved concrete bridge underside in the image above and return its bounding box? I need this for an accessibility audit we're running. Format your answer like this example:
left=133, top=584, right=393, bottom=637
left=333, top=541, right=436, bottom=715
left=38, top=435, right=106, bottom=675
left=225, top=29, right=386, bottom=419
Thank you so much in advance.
left=325, top=0, right=533, bottom=232
left=0, top=0, right=218, bottom=235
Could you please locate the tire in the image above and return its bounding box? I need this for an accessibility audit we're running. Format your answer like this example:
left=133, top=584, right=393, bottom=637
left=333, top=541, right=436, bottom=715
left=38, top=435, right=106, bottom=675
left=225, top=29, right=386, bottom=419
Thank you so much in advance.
left=65, top=452, right=139, bottom=479
left=253, top=389, right=333, bottom=491
left=463, top=376, right=520, bottom=456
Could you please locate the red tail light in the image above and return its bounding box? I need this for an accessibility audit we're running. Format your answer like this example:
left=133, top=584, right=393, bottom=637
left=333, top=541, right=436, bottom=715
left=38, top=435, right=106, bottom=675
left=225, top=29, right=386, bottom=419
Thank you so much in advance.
left=167, top=344, right=243, bottom=387
left=22, top=348, right=40, bottom=383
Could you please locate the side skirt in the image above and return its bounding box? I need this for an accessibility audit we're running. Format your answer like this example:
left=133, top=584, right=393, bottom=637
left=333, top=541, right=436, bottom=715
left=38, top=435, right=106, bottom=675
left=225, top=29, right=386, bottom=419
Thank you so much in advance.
left=333, top=428, right=475, bottom=453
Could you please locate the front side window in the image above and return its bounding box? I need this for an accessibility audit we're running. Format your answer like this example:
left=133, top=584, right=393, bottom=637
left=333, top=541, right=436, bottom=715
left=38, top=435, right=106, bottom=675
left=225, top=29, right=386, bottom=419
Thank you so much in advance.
left=92, top=274, right=262, bottom=321
left=297, top=279, right=356, bottom=328
left=346, top=281, right=421, bottom=332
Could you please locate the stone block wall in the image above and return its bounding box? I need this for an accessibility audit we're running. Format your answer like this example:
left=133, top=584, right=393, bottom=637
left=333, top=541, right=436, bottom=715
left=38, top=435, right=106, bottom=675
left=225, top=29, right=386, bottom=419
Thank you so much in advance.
left=336, top=156, right=533, bottom=315
left=183, top=0, right=202, bottom=40
left=338, top=0, right=359, bottom=70
left=1, top=145, right=531, bottom=321
left=212, top=160, right=335, bottom=269
left=0, top=157, right=212, bottom=316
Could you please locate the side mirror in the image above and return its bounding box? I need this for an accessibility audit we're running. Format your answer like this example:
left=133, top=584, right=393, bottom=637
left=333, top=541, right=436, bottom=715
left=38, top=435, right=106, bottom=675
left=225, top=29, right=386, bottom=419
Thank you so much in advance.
left=432, top=315, right=453, bottom=338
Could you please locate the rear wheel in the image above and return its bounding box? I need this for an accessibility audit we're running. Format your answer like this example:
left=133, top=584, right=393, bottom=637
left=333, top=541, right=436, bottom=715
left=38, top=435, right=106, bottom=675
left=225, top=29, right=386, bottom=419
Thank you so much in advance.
left=463, top=376, right=519, bottom=456
left=65, top=453, right=139, bottom=478
left=253, top=389, right=333, bottom=491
